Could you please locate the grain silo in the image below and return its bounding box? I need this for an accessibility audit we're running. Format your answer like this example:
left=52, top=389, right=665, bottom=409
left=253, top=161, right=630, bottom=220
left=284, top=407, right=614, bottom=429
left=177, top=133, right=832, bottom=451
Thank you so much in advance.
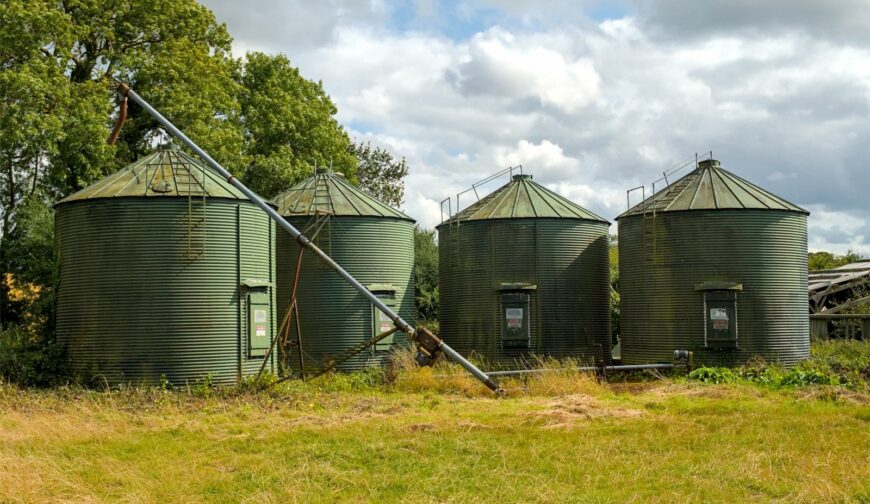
left=617, top=158, right=809, bottom=367
left=437, top=173, right=611, bottom=367
left=55, top=146, right=276, bottom=385
left=273, top=168, right=415, bottom=373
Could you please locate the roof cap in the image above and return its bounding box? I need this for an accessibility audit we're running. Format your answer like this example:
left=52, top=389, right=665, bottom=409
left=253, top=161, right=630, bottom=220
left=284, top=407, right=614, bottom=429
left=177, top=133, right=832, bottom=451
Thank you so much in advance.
left=55, top=148, right=253, bottom=205
left=616, top=158, right=808, bottom=219
left=439, top=172, right=608, bottom=224
left=272, top=170, right=414, bottom=220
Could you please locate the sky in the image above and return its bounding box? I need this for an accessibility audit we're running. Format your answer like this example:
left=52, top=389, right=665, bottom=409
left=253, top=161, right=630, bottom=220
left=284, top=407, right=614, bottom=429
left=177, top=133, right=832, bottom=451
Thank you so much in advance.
left=201, top=0, right=869, bottom=254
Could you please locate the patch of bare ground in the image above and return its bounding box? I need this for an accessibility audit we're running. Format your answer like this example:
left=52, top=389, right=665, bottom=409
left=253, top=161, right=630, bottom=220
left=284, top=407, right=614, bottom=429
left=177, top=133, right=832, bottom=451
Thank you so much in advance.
left=526, top=394, right=643, bottom=428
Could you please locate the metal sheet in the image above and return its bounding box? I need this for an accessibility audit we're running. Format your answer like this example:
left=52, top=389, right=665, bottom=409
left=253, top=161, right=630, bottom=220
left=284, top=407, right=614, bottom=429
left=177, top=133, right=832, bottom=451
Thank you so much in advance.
left=446, top=174, right=609, bottom=223
left=274, top=169, right=413, bottom=220
left=55, top=198, right=276, bottom=385
left=438, top=218, right=612, bottom=367
left=277, top=216, right=416, bottom=372
left=617, top=159, right=807, bottom=218
left=618, top=210, right=809, bottom=367
left=56, top=148, right=249, bottom=203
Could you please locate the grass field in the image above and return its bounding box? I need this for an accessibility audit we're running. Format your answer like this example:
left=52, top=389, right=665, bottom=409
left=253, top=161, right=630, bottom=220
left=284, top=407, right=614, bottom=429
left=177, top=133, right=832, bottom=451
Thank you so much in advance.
left=1, top=342, right=869, bottom=503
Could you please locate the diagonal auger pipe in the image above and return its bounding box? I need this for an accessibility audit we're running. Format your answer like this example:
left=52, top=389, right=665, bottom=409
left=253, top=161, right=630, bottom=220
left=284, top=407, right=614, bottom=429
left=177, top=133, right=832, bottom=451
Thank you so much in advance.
left=117, top=84, right=501, bottom=393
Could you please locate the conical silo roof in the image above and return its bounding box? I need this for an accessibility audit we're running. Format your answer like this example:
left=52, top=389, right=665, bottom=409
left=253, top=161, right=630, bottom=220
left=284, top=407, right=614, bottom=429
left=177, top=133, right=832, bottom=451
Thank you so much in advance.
left=273, top=168, right=413, bottom=221
left=56, top=146, right=250, bottom=204
left=445, top=174, right=608, bottom=223
left=616, top=159, right=808, bottom=219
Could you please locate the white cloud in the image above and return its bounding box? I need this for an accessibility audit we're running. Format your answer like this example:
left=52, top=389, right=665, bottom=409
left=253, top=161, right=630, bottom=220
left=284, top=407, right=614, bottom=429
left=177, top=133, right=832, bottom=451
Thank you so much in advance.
left=202, top=0, right=870, bottom=252
left=456, top=28, right=601, bottom=112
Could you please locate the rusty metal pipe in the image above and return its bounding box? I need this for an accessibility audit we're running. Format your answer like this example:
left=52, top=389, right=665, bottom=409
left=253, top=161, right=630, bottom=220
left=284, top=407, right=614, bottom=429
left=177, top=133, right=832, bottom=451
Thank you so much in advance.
left=117, top=84, right=500, bottom=392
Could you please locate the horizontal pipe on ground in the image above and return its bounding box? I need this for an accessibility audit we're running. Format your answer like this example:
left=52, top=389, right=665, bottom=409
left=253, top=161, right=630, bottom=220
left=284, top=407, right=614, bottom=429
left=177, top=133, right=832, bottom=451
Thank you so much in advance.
left=474, top=363, right=675, bottom=378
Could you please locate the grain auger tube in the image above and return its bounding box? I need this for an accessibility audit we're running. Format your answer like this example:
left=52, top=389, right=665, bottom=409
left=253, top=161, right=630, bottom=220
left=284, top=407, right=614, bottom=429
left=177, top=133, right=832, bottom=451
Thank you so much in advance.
left=108, top=83, right=502, bottom=394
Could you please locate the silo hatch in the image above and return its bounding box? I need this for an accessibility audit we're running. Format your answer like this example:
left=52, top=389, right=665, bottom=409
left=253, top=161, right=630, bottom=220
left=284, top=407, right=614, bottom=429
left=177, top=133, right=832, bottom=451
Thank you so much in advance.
left=368, top=284, right=397, bottom=352
left=501, top=292, right=530, bottom=349
left=695, top=283, right=742, bottom=349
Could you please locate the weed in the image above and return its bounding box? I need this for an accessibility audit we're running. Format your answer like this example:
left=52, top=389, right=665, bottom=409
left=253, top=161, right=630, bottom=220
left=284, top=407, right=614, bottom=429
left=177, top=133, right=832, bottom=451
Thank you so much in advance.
left=688, top=367, right=739, bottom=384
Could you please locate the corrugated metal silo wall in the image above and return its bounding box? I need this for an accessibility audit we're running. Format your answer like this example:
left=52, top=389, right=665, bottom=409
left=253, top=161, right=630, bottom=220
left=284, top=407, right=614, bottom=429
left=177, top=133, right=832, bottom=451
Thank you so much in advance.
left=276, top=216, right=415, bottom=373
left=55, top=198, right=276, bottom=385
left=618, top=210, right=809, bottom=366
left=438, top=219, right=611, bottom=368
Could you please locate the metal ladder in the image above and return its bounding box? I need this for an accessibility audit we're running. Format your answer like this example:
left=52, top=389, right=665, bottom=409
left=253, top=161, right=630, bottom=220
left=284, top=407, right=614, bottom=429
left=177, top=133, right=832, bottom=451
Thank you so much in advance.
left=309, top=177, right=333, bottom=258
left=173, top=159, right=207, bottom=259
left=449, top=218, right=460, bottom=268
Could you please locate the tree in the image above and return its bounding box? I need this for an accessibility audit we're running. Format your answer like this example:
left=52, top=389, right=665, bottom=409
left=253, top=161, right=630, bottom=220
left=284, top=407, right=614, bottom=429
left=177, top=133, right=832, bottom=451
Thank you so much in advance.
left=808, top=250, right=864, bottom=271
left=0, top=0, right=240, bottom=324
left=1, top=1, right=364, bottom=331
left=237, top=52, right=356, bottom=198
left=350, top=141, right=409, bottom=208
left=414, top=227, right=439, bottom=327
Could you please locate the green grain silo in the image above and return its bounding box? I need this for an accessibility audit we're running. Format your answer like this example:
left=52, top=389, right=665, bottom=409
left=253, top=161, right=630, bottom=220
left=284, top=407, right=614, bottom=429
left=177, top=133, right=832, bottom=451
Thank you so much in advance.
left=437, top=174, right=611, bottom=367
left=55, top=147, right=277, bottom=385
left=273, top=169, right=415, bottom=373
left=617, top=159, right=809, bottom=367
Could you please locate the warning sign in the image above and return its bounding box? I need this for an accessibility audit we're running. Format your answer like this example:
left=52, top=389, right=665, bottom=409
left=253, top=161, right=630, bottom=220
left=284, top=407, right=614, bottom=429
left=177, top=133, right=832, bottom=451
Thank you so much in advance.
left=377, top=310, right=393, bottom=334
left=256, top=325, right=266, bottom=337
left=506, top=308, right=523, bottom=328
left=254, top=309, right=267, bottom=323
left=710, top=308, right=728, bottom=330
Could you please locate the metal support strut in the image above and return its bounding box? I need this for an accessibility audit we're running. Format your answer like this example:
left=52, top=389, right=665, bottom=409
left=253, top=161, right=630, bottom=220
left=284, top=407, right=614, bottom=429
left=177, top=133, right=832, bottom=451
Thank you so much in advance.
left=113, top=83, right=501, bottom=393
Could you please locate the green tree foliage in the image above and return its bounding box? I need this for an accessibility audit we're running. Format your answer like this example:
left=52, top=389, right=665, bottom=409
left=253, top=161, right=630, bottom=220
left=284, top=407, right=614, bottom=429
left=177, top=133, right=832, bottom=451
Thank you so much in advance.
left=1, top=0, right=240, bottom=326
left=0, top=2, right=362, bottom=386
left=0, top=197, right=66, bottom=386
left=1, top=1, right=356, bottom=333
left=349, top=141, right=409, bottom=208
left=238, top=52, right=356, bottom=198
left=808, top=250, right=864, bottom=271
left=414, top=227, right=439, bottom=327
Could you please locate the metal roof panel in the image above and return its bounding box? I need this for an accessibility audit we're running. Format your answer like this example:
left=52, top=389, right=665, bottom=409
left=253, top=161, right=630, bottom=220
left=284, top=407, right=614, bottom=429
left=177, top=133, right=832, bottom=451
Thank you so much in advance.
left=444, top=174, right=608, bottom=223
left=617, top=159, right=808, bottom=219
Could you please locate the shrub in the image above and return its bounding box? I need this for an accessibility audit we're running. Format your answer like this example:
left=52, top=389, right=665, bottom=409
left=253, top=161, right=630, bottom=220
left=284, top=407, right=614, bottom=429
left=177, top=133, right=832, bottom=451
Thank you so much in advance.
left=0, top=325, right=69, bottom=387
left=688, top=367, right=738, bottom=384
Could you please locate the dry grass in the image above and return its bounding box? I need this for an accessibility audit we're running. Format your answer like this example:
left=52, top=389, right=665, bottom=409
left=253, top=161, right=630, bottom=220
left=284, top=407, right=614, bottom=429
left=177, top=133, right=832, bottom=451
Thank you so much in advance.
left=2, top=369, right=869, bottom=503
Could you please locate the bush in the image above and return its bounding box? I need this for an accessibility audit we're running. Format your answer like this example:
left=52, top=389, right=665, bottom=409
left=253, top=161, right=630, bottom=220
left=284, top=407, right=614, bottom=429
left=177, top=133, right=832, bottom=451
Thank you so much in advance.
left=688, top=367, right=739, bottom=384
left=0, top=325, right=69, bottom=387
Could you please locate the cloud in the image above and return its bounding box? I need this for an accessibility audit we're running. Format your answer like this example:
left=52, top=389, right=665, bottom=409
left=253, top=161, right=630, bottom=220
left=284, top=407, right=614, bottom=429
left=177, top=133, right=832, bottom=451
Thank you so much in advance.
left=201, top=0, right=870, bottom=252
left=631, top=0, right=870, bottom=44
left=454, top=28, right=601, bottom=112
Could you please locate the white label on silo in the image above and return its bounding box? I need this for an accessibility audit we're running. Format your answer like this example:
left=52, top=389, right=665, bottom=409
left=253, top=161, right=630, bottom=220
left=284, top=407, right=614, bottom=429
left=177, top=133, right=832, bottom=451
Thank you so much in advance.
left=506, top=308, right=523, bottom=328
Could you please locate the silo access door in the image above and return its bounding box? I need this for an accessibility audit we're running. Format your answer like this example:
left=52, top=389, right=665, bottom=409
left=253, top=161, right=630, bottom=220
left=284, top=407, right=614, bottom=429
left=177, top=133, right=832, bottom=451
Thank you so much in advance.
left=704, top=290, right=738, bottom=349
left=247, top=291, right=271, bottom=358
left=501, top=292, right=531, bottom=349
left=369, top=286, right=398, bottom=352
